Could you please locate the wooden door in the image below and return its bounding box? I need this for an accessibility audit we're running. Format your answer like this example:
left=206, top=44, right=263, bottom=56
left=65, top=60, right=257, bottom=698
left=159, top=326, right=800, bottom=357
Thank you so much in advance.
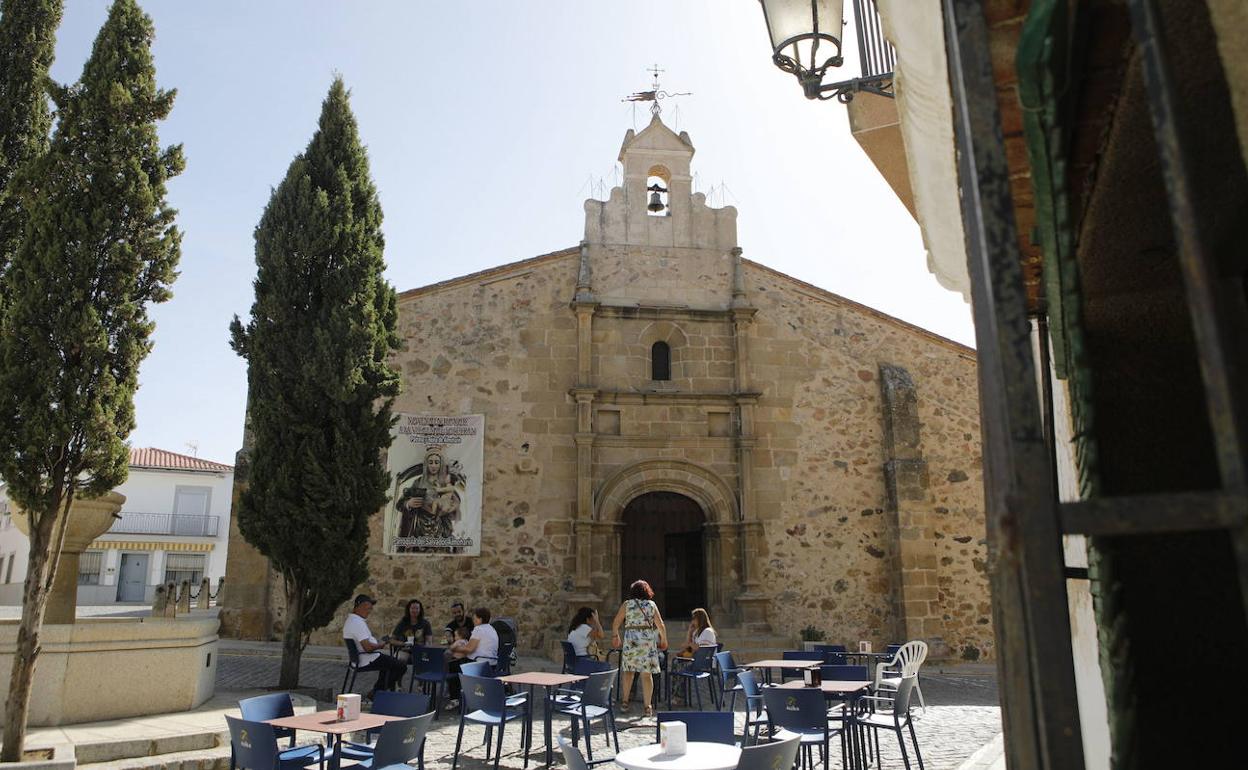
left=619, top=492, right=706, bottom=618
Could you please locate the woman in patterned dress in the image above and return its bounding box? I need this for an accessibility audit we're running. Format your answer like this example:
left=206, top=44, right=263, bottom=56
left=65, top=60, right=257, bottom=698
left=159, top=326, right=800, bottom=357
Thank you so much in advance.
left=611, top=579, right=667, bottom=716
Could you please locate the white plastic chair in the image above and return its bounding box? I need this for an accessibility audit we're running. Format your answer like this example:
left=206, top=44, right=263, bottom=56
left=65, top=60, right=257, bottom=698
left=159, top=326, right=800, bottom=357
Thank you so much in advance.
left=874, top=640, right=928, bottom=714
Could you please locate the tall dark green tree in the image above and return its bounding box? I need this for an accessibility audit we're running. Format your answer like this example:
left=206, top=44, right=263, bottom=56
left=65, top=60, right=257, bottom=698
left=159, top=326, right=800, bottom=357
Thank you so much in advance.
left=0, top=0, right=63, bottom=296
left=230, top=77, right=400, bottom=689
left=0, top=0, right=181, bottom=757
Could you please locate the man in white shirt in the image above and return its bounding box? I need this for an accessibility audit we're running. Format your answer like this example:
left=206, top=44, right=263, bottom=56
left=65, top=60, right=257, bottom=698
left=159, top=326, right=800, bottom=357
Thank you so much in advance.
left=342, top=594, right=407, bottom=698
left=446, top=606, right=501, bottom=704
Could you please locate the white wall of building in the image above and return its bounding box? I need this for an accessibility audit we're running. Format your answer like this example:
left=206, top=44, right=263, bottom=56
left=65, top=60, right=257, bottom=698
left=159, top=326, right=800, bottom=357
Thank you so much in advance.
left=0, top=465, right=233, bottom=605
left=0, top=497, right=28, bottom=604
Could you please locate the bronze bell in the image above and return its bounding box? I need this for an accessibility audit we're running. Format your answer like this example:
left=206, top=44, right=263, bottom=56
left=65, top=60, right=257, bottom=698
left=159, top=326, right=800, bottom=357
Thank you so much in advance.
left=647, top=182, right=667, bottom=213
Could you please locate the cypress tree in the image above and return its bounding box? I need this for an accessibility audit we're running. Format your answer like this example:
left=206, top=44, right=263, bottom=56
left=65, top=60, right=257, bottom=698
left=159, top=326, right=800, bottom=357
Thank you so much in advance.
left=230, top=77, right=400, bottom=689
left=0, top=0, right=181, bottom=757
left=0, top=0, right=64, bottom=297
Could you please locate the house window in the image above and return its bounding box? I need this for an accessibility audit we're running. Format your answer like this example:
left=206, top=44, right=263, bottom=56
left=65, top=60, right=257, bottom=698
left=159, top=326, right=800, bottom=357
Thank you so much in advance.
left=173, top=486, right=211, bottom=516
left=4, top=554, right=13, bottom=583
left=164, top=553, right=206, bottom=587
left=651, top=341, right=671, bottom=381
left=0, top=555, right=6, bottom=583
left=78, top=551, right=103, bottom=585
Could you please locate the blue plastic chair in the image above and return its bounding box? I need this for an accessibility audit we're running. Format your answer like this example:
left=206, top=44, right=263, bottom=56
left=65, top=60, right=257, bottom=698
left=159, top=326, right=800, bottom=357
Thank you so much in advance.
left=858, top=675, right=925, bottom=770
left=460, top=659, right=528, bottom=708
left=762, top=688, right=846, bottom=770
left=780, top=650, right=824, bottom=683
left=225, top=715, right=324, bottom=770
left=655, top=711, right=735, bottom=746
left=238, top=693, right=297, bottom=747
left=460, top=660, right=494, bottom=678
left=820, top=664, right=869, bottom=681
left=557, top=736, right=590, bottom=770
left=339, top=691, right=432, bottom=765
left=814, top=644, right=848, bottom=665
left=560, top=641, right=585, bottom=674
left=451, top=675, right=530, bottom=770
left=555, top=658, right=614, bottom=708
left=342, top=639, right=364, bottom=694
left=668, top=646, right=719, bottom=710
left=556, top=669, right=618, bottom=761
left=712, top=651, right=743, bottom=712
left=736, top=735, right=801, bottom=770
left=735, top=670, right=770, bottom=745
left=408, top=646, right=452, bottom=714
left=344, top=714, right=432, bottom=770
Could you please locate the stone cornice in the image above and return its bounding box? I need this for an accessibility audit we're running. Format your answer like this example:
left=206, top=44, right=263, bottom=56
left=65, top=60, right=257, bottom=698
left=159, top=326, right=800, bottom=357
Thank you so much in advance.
left=586, top=389, right=762, bottom=406
left=592, top=435, right=737, bottom=449
left=594, top=303, right=749, bottom=323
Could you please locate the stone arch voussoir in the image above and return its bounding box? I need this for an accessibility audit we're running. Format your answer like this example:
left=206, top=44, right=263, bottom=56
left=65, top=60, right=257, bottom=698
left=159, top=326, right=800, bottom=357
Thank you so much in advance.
left=596, top=459, right=738, bottom=525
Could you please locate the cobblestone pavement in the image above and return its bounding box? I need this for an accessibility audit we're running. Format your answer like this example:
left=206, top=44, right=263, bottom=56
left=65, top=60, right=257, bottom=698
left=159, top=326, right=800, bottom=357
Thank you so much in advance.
left=218, top=653, right=1002, bottom=770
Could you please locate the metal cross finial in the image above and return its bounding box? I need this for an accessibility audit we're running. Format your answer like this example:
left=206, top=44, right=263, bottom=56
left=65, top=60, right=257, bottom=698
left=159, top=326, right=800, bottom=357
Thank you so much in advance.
left=647, top=63, right=665, bottom=89
left=623, top=65, right=691, bottom=116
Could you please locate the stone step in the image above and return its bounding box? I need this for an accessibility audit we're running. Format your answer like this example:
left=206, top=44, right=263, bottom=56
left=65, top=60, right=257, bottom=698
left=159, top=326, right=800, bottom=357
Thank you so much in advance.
left=78, top=742, right=233, bottom=770
left=74, top=732, right=227, bottom=765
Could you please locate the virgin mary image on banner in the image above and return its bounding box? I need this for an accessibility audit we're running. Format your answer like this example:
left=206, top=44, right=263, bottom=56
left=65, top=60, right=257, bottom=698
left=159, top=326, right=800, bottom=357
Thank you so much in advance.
left=394, top=445, right=465, bottom=550
left=386, top=414, right=484, bottom=555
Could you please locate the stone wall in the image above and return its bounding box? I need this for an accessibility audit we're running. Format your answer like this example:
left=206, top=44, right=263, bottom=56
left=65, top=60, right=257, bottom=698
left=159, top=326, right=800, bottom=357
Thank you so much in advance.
left=741, top=262, right=990, bottom=659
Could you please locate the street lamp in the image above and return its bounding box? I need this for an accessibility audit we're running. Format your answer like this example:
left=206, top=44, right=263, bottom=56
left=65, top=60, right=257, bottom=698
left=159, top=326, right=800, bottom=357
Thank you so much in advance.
left=758, top=0, right=895, bottom=103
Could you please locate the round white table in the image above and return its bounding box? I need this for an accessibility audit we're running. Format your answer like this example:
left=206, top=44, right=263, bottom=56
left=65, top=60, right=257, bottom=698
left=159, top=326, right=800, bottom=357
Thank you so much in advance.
left=613, top=742, right=741, bottom=770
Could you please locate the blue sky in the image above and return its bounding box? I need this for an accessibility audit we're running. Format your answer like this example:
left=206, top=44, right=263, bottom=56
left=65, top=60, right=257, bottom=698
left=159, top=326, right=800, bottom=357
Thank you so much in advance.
left=49, top=1, right=974, bottom=466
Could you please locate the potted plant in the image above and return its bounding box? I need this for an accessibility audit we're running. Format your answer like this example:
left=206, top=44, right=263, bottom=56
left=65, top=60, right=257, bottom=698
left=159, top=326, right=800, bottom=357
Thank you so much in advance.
left=798, top=625, right=827, bottom=651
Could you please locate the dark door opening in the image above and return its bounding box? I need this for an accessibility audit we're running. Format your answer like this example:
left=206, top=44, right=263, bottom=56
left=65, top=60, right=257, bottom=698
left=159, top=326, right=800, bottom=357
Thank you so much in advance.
left=619, top=491, right=706, bottom=619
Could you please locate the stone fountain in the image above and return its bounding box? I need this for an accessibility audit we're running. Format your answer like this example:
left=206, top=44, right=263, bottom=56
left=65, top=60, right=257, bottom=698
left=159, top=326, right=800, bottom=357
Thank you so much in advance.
left=0, top=493, right=219, bottom=726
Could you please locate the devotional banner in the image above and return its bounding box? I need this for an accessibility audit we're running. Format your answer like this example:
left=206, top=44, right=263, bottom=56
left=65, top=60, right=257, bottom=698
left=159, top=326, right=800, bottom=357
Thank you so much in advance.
left=386, top=414, right=484, bottom=555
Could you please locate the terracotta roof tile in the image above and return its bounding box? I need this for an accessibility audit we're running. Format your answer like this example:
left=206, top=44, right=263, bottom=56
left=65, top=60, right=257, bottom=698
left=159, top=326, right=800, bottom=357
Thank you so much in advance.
left=128, top=447, right=233, bottom=473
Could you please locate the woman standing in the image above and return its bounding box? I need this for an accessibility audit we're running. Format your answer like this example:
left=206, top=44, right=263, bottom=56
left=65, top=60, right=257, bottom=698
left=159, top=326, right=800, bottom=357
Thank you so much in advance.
left=392, top=599, right=433, bottom=664
left=611, top=579, right=667, bottom=716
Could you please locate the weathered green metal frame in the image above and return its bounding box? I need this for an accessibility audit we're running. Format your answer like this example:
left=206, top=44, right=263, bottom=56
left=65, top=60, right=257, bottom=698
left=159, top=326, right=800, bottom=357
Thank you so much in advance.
left=1015, top=0, right=1100, bottom=501
left=943, top=2, right=1086, bottom=768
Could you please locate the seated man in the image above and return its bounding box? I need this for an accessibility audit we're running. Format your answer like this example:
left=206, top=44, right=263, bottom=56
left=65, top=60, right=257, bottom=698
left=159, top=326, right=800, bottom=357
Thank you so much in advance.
left=343, top=594, right=408, bottom=699
left=443, top=601, right=473, bottom=644
left=445, top=606, right=500, bottom=706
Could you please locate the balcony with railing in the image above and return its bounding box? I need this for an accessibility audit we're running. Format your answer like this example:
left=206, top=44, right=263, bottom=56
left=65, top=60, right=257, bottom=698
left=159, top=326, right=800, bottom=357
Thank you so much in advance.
left=108, top=511, right=220, bottom=538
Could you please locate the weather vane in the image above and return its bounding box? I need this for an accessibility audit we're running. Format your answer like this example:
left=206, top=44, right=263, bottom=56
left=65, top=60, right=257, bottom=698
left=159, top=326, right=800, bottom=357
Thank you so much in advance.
left=623, top=64, right=691, bottom=116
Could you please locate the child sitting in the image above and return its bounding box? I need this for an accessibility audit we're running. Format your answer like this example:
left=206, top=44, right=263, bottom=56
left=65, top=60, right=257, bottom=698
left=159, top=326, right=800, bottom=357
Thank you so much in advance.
left=445, top=624, right=472, bottom=660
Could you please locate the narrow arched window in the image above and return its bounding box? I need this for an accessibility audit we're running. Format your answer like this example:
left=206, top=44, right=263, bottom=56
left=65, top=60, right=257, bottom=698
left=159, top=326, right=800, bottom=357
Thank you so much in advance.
left=651, top=341, right=671, bottom=381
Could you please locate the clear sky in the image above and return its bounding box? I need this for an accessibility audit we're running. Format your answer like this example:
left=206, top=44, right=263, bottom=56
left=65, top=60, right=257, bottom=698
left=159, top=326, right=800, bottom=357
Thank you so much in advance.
left=48, top=1, right=975, bottom=467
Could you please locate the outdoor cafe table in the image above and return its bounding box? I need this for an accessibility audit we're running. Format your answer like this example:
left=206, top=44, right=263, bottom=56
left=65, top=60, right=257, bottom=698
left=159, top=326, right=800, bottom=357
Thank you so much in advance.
left=497, top=670, right=587, bottom=767
left=613, top=741, right=741, bottom=770
left=265, top=710, right=408, bottom=770
left=740, top=658, right=820, bottom=685
left=776, top=679, right=874, bottom=770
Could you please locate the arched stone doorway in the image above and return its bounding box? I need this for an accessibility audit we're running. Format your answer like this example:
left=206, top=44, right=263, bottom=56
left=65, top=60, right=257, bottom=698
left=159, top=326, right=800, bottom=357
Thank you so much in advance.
left=619, top=492, right=706, bottom=618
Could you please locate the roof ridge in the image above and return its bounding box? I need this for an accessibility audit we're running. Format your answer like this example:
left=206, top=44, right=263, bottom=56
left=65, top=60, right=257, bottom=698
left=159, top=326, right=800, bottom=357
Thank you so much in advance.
left=129, top=446, right=233, bottom=472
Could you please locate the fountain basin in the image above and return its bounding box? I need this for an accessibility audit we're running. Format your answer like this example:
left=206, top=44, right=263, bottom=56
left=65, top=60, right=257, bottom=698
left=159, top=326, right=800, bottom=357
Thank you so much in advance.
left=0, top=616, right=218, bottom=726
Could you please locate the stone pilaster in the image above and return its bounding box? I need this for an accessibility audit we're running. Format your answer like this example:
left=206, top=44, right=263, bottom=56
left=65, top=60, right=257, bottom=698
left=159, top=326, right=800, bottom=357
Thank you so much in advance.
left=729, top=258, right=768, bottom=629
left=879, top=363, right=947, bottom=654
left=572, top=389, right=597, bottom=595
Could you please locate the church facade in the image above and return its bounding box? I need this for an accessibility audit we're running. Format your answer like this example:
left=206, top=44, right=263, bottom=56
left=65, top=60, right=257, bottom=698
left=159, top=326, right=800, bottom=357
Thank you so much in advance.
left=221, top=115, right=992, bottom=660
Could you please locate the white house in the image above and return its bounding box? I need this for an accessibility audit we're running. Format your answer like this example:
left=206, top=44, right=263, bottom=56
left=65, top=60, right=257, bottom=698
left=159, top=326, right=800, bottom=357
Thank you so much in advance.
left=0, top=448, right=233, bottom=605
